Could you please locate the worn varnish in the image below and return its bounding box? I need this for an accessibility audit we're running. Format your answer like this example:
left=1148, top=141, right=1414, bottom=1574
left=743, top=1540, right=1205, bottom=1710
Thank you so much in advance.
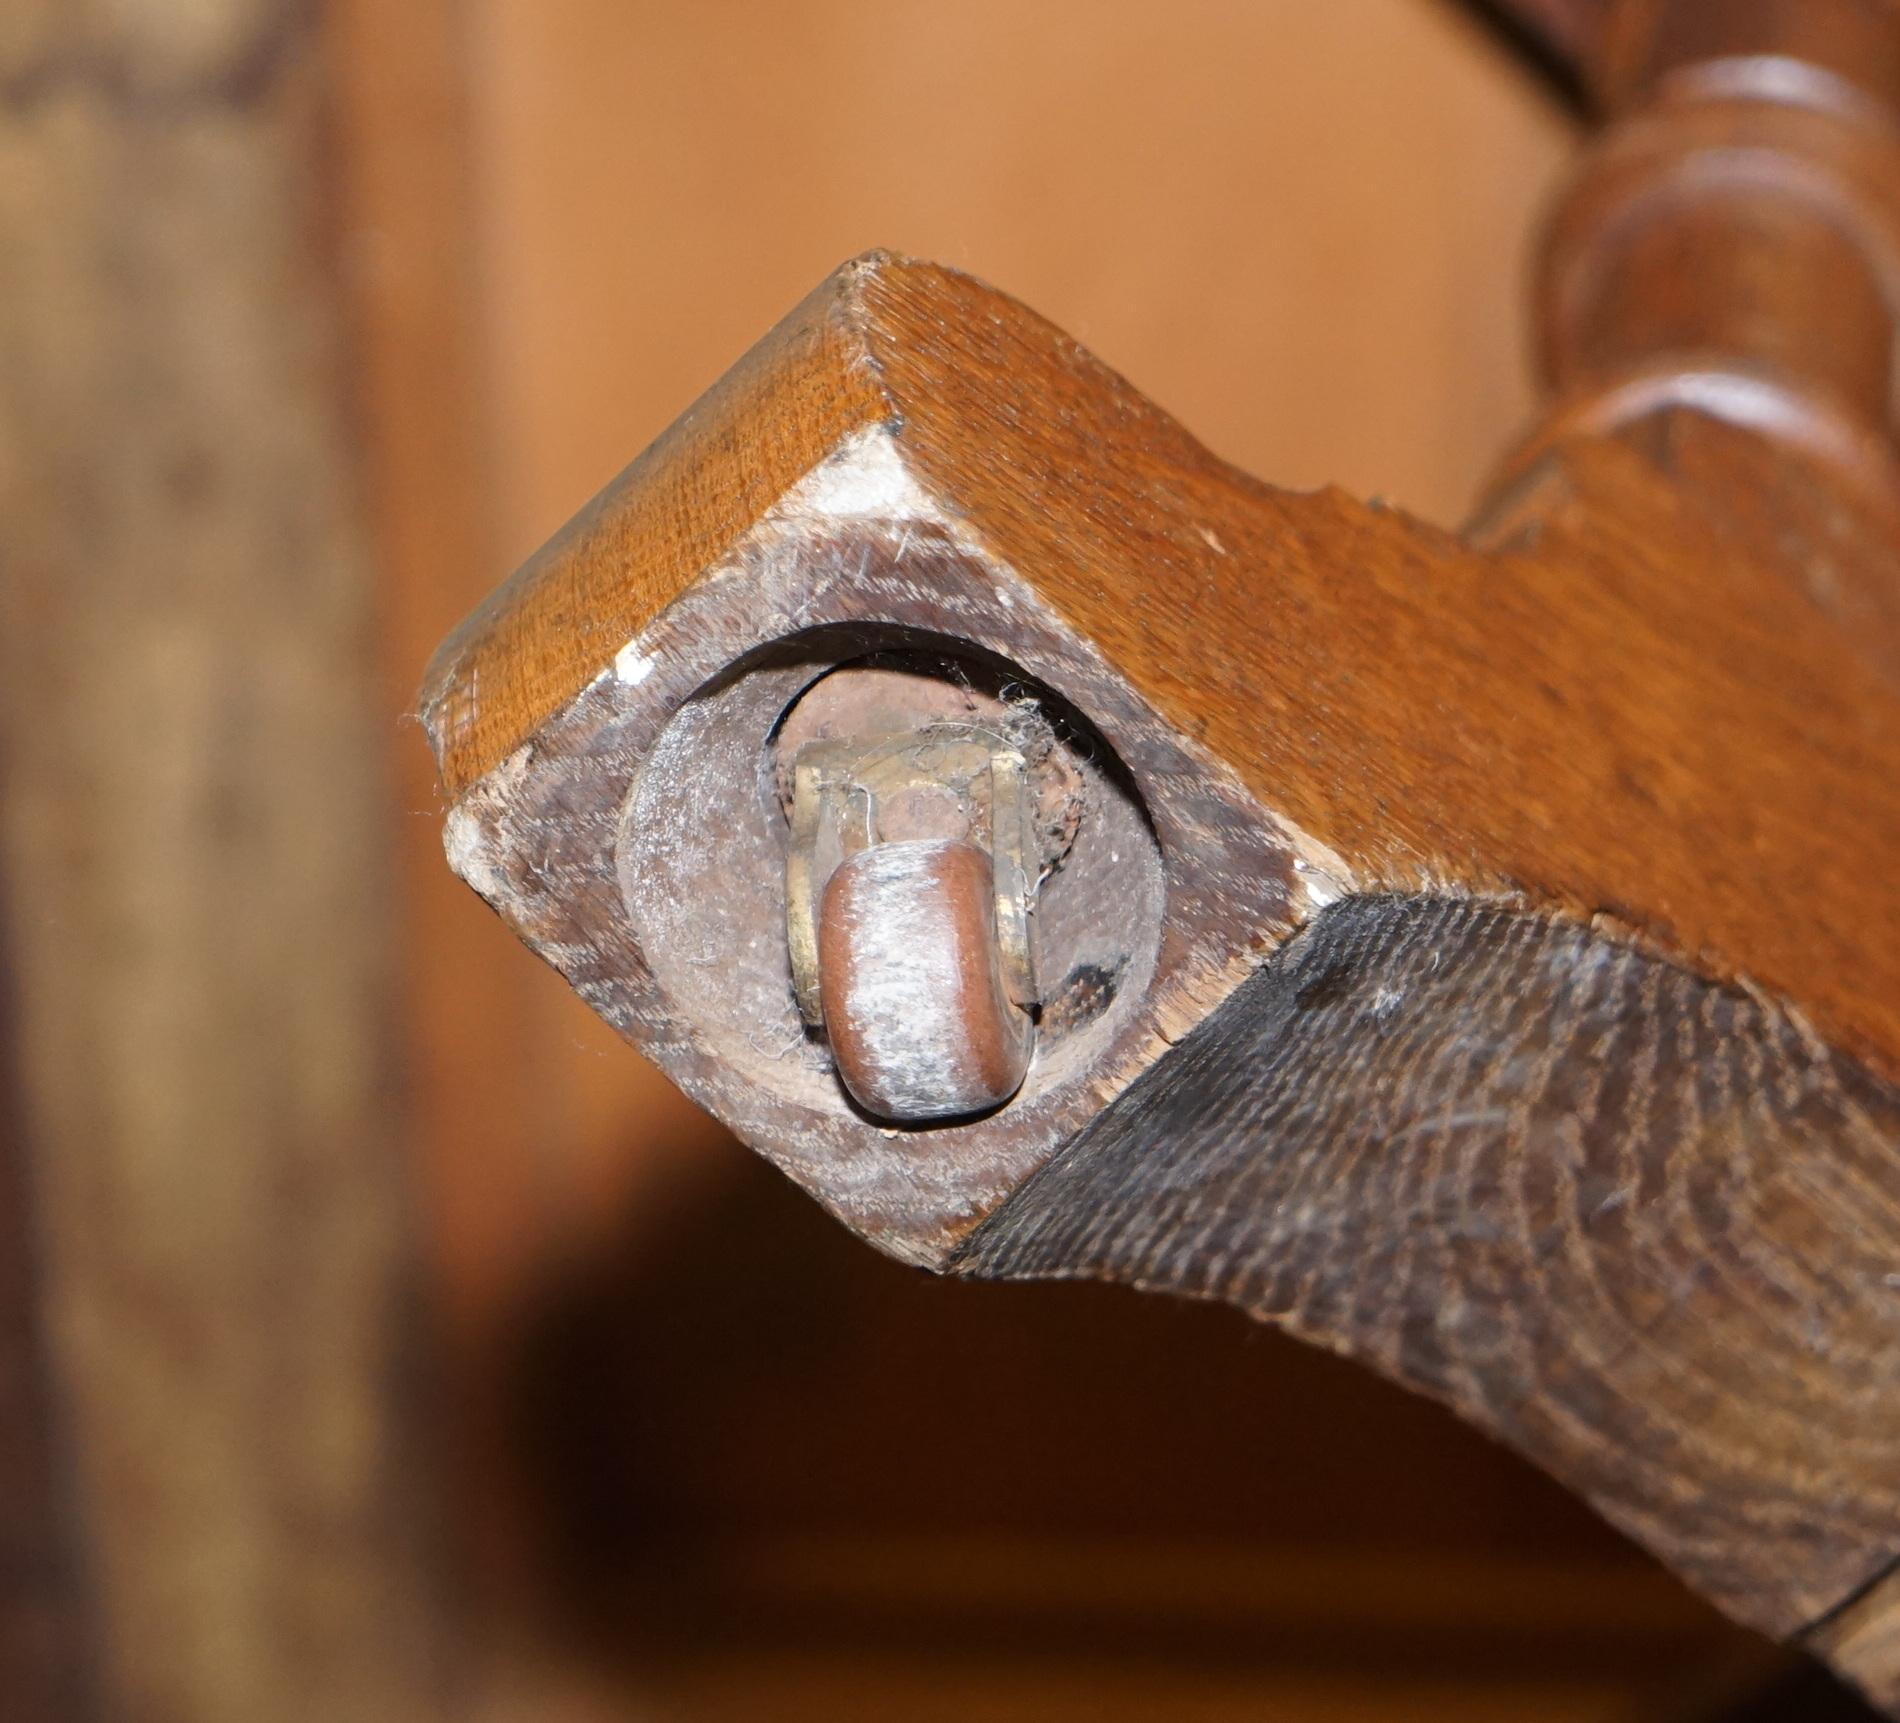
left=426, top=0, right=1900, bottom=1706
left=426, top=247, right=1900, bottom=1699
left=441, top=512, right=1293, bottom=1262
left=427, top=246, right=1900, bottom=1700
left=426, top=251, right=1900, bottom=1077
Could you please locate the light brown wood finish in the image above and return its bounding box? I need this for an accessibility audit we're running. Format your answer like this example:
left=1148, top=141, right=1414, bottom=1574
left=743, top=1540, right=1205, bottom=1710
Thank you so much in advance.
left=427, top=252, right=1900, bottom=1077
left=0, top=5, right=452, bottom=1717
left=467, top=1, right=1563, bottom=548
left=1519, top=0, right=1900, bottom=643
left=426, top=0, right=1900, bottom=1708
left=429, top=242, right=1900, bottom=1683
left=358, top=8, right=1618, bottom=1719
left=437, top=0, right=1568, bottom=1309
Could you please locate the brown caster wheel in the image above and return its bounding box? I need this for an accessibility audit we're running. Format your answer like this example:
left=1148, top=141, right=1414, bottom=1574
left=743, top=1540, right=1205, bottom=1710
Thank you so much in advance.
left=817, top=837, right=1033, bottom=1123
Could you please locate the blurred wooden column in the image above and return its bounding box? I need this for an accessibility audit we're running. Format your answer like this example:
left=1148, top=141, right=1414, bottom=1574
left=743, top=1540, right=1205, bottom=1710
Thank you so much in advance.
left=0, top=3, right=451, bottom=1717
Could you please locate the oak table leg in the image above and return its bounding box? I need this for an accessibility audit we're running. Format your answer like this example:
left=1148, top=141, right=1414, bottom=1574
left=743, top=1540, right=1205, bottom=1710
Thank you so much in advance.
left=425, top=1, right=1900, bottom=1708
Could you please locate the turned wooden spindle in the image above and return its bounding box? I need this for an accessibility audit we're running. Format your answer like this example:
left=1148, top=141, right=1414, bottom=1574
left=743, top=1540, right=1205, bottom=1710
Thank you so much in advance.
left=1534, top=0, right=1900, bottom=449
left=1484, top=0, right=1900, bottom=668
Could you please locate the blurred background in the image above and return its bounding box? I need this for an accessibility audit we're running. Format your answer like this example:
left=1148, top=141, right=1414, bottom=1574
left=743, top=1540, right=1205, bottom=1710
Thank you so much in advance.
left=0, top=0, right=1876, bottom=1717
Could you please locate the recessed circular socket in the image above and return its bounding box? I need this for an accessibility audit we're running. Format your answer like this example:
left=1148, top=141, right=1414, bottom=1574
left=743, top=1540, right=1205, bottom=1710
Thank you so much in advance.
left=617, top=629, right=1164, bottom=1123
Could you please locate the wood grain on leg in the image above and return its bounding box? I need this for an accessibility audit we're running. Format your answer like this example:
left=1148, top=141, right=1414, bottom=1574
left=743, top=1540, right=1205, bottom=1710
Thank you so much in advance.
left=424, top=251, right=1900, bottom=1701
left=425, top=4, right=1900, bottom=1703
left=954, top=896, right=1900, bottom=1644
left=427, top=251, right=1900, bottom=1076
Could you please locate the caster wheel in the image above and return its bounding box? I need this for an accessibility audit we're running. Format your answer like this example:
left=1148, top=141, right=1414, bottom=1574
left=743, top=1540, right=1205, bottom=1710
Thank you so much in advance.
left=817, top=837, right=1033, bottom=1122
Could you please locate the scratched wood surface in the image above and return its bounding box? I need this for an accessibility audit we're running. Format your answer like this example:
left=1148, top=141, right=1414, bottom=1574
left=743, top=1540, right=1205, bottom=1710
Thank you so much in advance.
left=412, top=0, right=1900, bottom=1713
left=425, top=246, right=1900, bottom=1703
left=954, top=895, right=1900, bottom=1645
left=437, top=1, right=1569, bottom=1267
left=355, top=5, right=1740, bottom=1719
left=425, top=253, right=1900, bottom=1081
